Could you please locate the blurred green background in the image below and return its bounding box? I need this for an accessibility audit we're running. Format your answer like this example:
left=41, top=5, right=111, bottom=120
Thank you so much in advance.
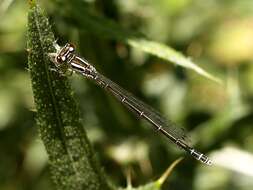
left=1, top=0, right=253, bottom=189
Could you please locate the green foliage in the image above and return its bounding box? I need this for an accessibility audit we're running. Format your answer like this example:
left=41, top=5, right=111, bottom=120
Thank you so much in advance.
left=27, top=3, right=111, bottom=190
left=54, top=0, right=221, bottom=83
left=1, top=0, right=253, bottom=190
left=26, top=2, right=184, bottom=189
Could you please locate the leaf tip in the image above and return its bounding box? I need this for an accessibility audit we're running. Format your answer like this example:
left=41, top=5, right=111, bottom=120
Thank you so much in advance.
left=156, top=157, right=184, bottom=187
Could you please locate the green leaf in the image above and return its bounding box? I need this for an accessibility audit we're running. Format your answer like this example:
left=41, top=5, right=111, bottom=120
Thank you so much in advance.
left=127, top=38, right=221, bottom=83
left=55, top=0, right=222, bottom=84
left=27, top=3, right=111, bottom=190
left=119, top=158, right=183, bottom=190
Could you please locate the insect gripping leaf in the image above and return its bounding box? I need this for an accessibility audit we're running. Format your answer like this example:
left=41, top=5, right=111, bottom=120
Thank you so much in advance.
left=27, top=4, right=111, bottom=190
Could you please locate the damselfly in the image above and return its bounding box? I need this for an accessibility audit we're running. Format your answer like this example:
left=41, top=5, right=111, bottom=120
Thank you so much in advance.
left=49, top=43, right=212, bottom=165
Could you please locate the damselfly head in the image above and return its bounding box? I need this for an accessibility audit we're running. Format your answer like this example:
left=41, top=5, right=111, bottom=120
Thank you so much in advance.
left=60, top=43, right=75, bottom=54
left=49, top=43, right=76, bottom=65
left=56, top=55, right=66, bottom=63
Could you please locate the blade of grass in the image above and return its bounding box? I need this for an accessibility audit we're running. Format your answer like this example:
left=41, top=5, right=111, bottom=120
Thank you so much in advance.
left=27, top=1, right=111, bottom=190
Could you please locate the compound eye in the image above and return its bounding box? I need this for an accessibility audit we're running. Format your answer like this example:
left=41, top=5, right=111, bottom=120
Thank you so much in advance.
left=61, top=56, right=66, bottom=61
left=56, top=55, right=66, bottom=63
left=68, top=44, right=75, bottom=52
left=56, top=56, right=62, bottom=63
